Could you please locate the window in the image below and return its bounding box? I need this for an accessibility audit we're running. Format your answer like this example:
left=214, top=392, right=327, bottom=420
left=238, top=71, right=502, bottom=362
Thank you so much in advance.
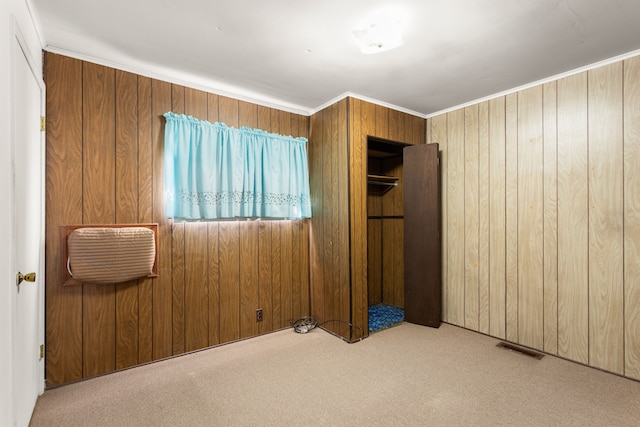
left=164, top=112, right=311, bottom=220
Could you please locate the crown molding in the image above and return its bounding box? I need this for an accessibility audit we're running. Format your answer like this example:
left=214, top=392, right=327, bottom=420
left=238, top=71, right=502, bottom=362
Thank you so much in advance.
left=423, top=48, right=640, bottom=119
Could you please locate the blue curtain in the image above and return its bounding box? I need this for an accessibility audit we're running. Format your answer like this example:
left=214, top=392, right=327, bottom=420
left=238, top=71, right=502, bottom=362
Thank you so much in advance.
left=163, top=112, right=311, bottom=220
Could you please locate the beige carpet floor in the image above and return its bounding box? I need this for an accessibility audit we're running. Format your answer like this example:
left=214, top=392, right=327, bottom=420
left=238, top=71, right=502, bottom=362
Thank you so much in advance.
left=31, top=323, right=640, bottom=426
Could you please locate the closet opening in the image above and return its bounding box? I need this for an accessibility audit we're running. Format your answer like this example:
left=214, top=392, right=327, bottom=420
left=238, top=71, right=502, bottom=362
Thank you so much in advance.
left=366, top=136, right=409, bottom=333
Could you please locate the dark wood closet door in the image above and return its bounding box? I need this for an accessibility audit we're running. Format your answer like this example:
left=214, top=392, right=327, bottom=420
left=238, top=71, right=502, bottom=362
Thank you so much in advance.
left=403, top=143, right=441, bottom=327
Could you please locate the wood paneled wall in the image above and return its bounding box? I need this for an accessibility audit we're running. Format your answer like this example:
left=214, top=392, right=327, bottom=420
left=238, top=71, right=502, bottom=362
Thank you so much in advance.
left=426, top=55, right=640, bottom=380
left=309, top=97, right=424, bottom=341
left=44, top=52, right=310, bottom=386
left=308, top=100, right=351, bottom=339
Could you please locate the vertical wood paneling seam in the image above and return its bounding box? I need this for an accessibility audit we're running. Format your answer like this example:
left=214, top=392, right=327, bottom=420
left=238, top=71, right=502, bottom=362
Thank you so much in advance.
left=207, top=227, right=211, bottom=341
left=477, top=109, right=481, bottom=328
left=586, top=73, right=591, bottom=365
left=463, top=112, right=466, bottom=324
left=345, top=98, right=353, bottom=341
left=136, top=74, right=146, bottom=363
left=209, top=224, right=216, bottom=342
left=445, top=113, right=449, bottom=323
left=137, top=75, right=142, bottom=358
left=270, top=223, right=274, bottom=331
left=516, top=94, right=520, bottom=344
left=111, top=68, right=117, bottom=223
left=541, top=91, right=546, bottom=349
left=497, top=98, right=503, bottom=337
left=183, top=230, right=187, bottom=346
left=169, top=84, right=186, bottom=356
left=504, top=99, right=508, bottom=338
left=175, top=91, right=187, bottom=360
left=537, top=89, right=544, bottom=349
left=111, top=68, right=117, bottom=370
left=212, top=223, right=221, bottom=342
left=257, top=223, right=261, bottom=313
left=236, top=108, right=241, bottom=338
left=323, top=107, right=329, bottom=326
left=149, top=78, right=155, bottom=351
left=512, top=93, right=515, bottom=343
left=205, top=97, right=210, bottom=342
left=487, top=107, right=491, bottom=334
left=489, top=101, right=496, bottom=336
left=136, top=75, right=142, bottom=362
left=81, top=60, right=86, bottom=220
left=555, top=82, right=560, bottom=354
left=81, top=60, right=85, bottom=225
left=81, top=61, right=85, bottom=376
left=620, top=61, right=627, bottom=375
left=214, top=98, right=220, bottom=341
left=516, top=93, right=519, bottom=343
left=136, top=77, right=140, bottom=225
left=238, top=226, right=241, bottom=335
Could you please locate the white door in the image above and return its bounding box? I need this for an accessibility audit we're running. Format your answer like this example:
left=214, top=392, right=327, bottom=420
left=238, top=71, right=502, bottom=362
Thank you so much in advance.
left=12, top=21, right=45, bottom=427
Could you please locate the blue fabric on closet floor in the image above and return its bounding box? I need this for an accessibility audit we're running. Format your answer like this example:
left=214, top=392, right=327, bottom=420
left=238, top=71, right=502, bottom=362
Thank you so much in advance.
left=369, top=303, right=404, bottom=333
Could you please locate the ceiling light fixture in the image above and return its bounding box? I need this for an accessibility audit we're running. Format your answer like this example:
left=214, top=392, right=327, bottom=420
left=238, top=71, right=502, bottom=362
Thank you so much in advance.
left=352, top=8, right=407, bottom=54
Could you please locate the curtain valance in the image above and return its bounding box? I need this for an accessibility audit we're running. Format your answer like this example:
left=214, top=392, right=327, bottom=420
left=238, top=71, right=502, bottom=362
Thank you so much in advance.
left=163, top=112, right=311, bottom=220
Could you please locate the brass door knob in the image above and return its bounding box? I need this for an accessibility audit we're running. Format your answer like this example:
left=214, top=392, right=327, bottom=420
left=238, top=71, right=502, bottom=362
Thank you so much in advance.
left=16, top=271, right=36, bottom=287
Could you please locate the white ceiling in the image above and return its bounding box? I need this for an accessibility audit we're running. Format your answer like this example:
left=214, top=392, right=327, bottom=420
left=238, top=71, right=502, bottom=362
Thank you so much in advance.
left=32, top=0, right=640, bottom=117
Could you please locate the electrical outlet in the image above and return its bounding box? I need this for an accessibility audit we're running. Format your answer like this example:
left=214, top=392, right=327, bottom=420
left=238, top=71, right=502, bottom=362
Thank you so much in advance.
left=256, top=308, right=263, bottom=322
